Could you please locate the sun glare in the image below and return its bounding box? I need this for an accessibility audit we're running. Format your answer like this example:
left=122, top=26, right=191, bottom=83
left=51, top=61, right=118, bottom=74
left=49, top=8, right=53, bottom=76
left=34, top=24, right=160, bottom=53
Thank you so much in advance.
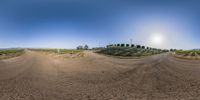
left=151, top=34, right=164, bottom=45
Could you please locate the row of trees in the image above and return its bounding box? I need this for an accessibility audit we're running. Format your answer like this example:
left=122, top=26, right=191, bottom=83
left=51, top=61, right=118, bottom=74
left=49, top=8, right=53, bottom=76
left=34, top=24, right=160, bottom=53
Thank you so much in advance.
left=107, top=44, right=148, bottom=49
left=77, top=45, right=89, bottom=50
left=106, top=44, right=169, bottom=52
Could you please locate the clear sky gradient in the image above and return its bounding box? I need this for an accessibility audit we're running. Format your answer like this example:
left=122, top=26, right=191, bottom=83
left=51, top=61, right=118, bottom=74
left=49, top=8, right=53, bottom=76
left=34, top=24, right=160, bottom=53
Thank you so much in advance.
left=0, top=0, right=199, bottom=49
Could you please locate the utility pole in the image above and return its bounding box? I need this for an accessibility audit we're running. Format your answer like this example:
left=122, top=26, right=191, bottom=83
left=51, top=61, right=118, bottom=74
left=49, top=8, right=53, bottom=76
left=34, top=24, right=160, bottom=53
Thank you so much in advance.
left=99, top=42, right=100, bottom=47
left=130, top=39, right=133, bottom=45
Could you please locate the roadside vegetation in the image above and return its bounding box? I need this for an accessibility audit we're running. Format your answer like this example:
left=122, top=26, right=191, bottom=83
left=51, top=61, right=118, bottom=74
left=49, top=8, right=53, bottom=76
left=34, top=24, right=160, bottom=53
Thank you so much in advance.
left=175, top=50, right=200, bottom=59
left=0, top=49, right=25, bottom=59
left=176, top=50, right=200, bottom=56
left=97, top=44, right=169, bottom=57
left=29, top=48, right=82, bottom=54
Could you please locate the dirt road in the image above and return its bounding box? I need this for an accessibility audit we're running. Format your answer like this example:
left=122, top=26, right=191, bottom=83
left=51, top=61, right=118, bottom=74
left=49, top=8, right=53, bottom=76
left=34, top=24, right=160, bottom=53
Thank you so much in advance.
left=0, top=50, right=200, bottom=100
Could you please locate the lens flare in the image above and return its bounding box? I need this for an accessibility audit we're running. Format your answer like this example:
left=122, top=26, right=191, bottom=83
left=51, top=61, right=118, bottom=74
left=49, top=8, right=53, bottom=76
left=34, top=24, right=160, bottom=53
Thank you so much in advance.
left=151, top=34, right=164, bottom=45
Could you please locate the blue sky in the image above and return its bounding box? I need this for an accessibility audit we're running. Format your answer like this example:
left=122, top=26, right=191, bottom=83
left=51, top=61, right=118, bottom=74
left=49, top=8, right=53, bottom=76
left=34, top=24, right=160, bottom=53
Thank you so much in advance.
left=0, top=0, right=199, bottom=49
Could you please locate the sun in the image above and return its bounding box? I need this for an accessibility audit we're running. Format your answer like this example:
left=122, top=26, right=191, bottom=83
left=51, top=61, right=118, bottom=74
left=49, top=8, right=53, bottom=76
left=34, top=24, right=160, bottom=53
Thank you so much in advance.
left=151, top=34, right=164, bottom=45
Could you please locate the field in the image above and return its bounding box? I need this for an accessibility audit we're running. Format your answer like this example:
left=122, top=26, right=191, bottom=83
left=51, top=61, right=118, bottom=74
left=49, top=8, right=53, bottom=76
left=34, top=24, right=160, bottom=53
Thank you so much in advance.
left=175, top=50, right=200, bottom=59
left=97, top=47, right=169, bottom=57
left=0, top=49, right=24, bottom=59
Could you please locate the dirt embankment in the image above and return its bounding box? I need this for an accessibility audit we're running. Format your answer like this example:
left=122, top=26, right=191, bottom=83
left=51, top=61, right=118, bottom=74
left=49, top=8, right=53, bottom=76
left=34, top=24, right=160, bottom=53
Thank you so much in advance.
left=0, top=50, right=200, bottom=100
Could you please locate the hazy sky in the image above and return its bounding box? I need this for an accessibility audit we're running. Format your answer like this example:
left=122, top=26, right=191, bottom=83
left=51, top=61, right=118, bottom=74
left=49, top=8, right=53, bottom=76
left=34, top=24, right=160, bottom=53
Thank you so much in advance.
left=0, top=0, right=199, bottom=49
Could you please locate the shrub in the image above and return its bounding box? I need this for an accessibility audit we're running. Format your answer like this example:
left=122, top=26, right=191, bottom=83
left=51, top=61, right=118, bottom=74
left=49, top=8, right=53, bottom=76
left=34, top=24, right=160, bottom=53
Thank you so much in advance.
left=191, top=52, right=196, bottom=56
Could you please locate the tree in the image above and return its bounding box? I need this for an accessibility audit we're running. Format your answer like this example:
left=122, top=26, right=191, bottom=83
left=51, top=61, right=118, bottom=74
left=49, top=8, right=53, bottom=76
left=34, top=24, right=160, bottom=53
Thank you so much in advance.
left=106, top=45, right=110, bottom=48
left=142, top=46, right=145, bottom=49
left=77, top=45, right=83, bottom=50
left=170, top=49, right=176, bottom=52
left=121, top=44, right=125, bottom=47
left=126, top=44, right=130, bottom=47
left=84, top=45, right=89, bottom=50
left=136, top=45, right=141, bottom=48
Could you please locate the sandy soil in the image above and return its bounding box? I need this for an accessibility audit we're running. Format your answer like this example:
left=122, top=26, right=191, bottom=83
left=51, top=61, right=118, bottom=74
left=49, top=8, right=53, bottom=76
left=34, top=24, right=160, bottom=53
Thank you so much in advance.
left=0, top=50, right=200, bottom=100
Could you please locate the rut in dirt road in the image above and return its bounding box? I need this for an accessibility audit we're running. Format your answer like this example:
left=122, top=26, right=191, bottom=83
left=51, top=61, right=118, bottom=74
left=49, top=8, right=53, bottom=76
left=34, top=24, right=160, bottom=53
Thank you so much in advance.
left=0, top=51, right=200, bottom=100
